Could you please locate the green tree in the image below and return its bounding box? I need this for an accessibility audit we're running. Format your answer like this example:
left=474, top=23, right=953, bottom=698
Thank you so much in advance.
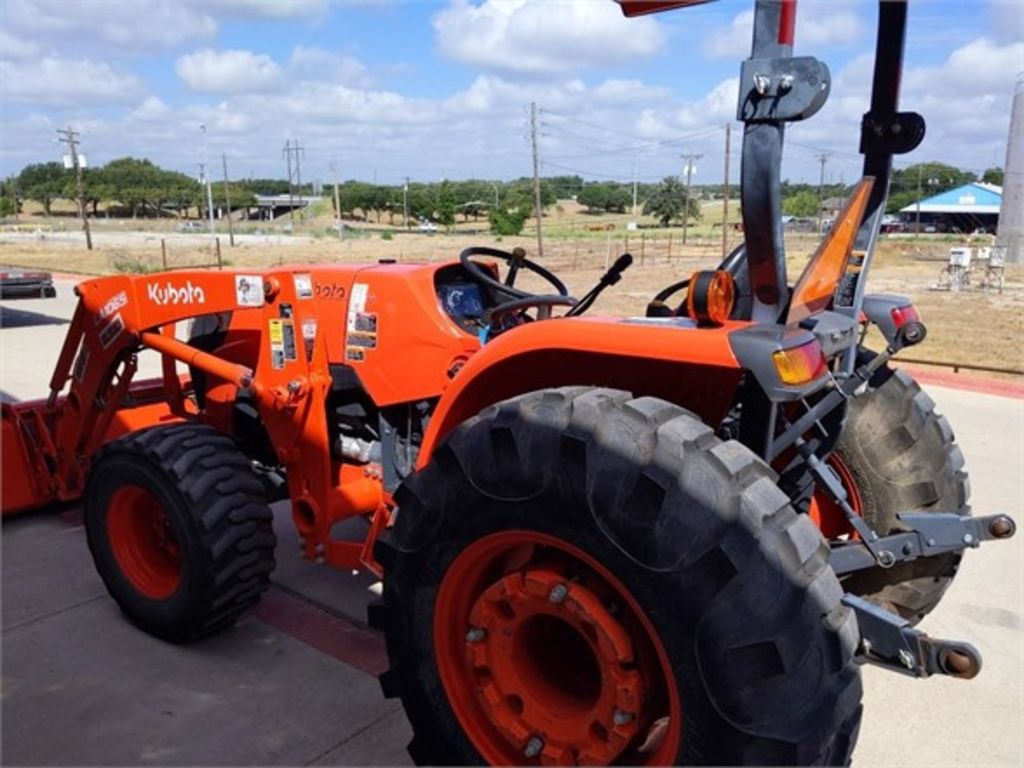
left=887, top=162, right=976, bottom=213
left=643, top=176, right=699, bottom=226
left=982, top=167, right=1004, bottom=186
left=437, top=180, right=456, bottom=228
left=489, top=207, right=527, bottom=236
left=18, top=162, right=69, bottom=216
left=577, top=183, right=608, bottom=213
left=0, top=196, right=16, bottom=218
left=782, top=189, right=818, bottom=217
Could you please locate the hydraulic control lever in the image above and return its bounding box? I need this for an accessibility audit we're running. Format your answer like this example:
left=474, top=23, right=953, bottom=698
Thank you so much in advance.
left=566, top=253, right=634, bottom=317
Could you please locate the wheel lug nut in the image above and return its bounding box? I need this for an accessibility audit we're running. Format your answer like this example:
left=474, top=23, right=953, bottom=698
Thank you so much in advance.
left=466, top=627, right=486, bottom=643
left=523, top=735, right=544, bottom=759
left=548, top=583, right=568, bottom=604
left=613, top=709, right=634, bottom=726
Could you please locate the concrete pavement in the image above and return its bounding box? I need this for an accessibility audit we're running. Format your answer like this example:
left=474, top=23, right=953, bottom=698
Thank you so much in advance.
left=2, top=279, right=1022, bottom=765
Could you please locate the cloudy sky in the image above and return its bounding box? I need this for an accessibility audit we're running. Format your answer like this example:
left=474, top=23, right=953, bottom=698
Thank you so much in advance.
left=1, top=0, right=1022, bottom=186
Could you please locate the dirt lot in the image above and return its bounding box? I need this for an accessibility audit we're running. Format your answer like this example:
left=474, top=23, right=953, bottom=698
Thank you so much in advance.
left=2, top=216, right=1021, bottom=375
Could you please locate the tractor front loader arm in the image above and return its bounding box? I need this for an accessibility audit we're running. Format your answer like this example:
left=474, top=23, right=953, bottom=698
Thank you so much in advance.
left=4, top=272, right=259, bottom=515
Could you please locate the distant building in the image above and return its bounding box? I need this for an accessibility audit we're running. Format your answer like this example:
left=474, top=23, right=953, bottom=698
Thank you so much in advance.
left=899, top=182, right=1002, bottom=233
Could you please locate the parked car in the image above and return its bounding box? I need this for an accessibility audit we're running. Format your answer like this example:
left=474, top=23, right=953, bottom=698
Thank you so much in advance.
left=0, top=267, right=57, bottom=300
left=417, top=220, right=438, bottom=233
left=176, top=221, right=206, bottom=233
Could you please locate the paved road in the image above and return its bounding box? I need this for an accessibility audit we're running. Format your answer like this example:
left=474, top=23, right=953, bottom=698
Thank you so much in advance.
left=2, top=280, right=1022, bottom=765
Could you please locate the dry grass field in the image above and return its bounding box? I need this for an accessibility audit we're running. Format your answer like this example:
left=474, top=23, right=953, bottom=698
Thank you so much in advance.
left=2, top=201, right=1021, bottom=376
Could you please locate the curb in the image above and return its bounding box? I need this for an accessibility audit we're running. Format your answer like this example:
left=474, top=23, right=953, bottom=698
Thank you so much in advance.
left=897, top=365, right=1024, bottom=400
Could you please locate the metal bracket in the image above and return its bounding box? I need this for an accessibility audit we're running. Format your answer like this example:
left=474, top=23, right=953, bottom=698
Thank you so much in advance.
left=737, top=56, right=831, bottom=123
left=829, top=512, right=1017, bottom=575
left=859, top=110, right=925, bottom=156
left=843, top=594, right=983, bottom=679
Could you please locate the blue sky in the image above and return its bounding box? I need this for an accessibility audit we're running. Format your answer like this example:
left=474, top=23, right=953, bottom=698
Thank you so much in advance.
left=2, top=0, right=1022, bottom=186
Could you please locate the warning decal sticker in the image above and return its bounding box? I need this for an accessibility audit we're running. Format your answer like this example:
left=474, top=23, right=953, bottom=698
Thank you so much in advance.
left=345, top=283, right=376, bottom=363
left=268, top=319, right=285, bottom=369
left=236, top=275, right=263, bottom=307
left=293, top=273, right=313, bottom=299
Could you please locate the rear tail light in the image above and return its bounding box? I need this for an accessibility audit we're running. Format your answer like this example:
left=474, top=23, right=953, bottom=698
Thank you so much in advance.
left=773, top=340, right=827, bottom=386
left=891, top=304, right=920, bottom=329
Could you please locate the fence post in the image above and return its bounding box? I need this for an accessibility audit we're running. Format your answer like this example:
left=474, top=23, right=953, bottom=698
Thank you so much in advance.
left=640, top=233, right=646, bottom=265
left=666, top=232, right=672, bottom=263
left=215, top=237, right=222, bottom=270
left=605, top=233, right=611, bottom=270
left=161, top=238, right=167, bottom=270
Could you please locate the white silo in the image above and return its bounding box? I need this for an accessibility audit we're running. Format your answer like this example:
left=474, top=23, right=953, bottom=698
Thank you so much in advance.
left=997, top=74, right=1023, bottom=264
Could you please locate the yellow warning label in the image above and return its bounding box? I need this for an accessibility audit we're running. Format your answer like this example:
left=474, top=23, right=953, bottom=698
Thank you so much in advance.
left=268, top=319, right=284, bottom=344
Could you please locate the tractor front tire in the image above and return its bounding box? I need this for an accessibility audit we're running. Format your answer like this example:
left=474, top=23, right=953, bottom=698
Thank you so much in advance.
left=834, top=361, right=970, bottom=623
left=371, top=388, right=862, bottom=766
left=85, top=423, right=276, bottom=643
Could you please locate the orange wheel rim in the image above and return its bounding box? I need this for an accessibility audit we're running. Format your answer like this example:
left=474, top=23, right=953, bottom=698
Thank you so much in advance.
left=107, top=485, right=182, bottom=599
left=434, top=530, right=682, bottom=765
left=809, top=454, right=864, bottom=540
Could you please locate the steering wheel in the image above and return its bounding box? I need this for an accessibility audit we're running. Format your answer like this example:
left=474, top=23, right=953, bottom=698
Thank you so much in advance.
left=459, top=246, right=578, bottom=326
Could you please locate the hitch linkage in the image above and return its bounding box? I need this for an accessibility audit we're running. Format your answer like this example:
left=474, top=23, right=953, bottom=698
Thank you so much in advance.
left=833, top=511, right=1015, bottom=680
left=829, top=512, right=1017, bottom=575
left=843, top=594, right=985, bottom=679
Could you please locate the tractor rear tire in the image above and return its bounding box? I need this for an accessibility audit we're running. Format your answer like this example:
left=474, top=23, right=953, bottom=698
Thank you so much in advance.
left=85, top=423, right=276, bottom=643
left=370, top=388, right=862, bottom=766
left=832, top=361, right=970, bottom=624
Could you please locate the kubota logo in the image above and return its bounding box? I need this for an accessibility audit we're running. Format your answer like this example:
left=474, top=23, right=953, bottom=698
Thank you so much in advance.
left=147, top=281, right=206, bottom=305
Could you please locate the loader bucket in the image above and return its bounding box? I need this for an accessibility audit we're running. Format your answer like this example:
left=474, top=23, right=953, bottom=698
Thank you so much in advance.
left=1, top=380, right=187, bottom=517
left=2, top=401, right=49, bottom=516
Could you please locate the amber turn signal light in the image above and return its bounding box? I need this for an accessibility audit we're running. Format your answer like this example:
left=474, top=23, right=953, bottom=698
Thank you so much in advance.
left=772, top=340, right=827, bottom=385
left=687, top=270, right=735, bottom=326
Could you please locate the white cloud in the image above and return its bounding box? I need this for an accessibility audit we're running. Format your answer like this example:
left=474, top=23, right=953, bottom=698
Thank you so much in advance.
left=129, top=96, right=173, bottom=122
left=433, top=0, right=666, bottom=77
left=704, top=3, right=864, bottom=59
left=288, top=46, right=373, bottom=87
left=787, top=36, right=1022, bottom=176
left=677, top=78, right=738, bottom=128
left=176, top=49, right=284, bottom=94
left=0, top=57, right=144, bottom=106
left=0, top=28, right=40, bottom=59
left=987, top=0, right=1024, bottom=44
left=904, top=38, right=1024, bottom=95
left=206, top=0, right=330, bottom=18
left=3, top=0, right=217, bottom=51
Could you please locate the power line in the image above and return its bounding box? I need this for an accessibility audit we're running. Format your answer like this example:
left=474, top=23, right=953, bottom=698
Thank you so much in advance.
left=816, top=152, right=831, bottom=235
left=221, top=153, right=235, bottom=247
left=530, top=102, right=544, bottom=257
left=282, top=139, right=306, bottom=225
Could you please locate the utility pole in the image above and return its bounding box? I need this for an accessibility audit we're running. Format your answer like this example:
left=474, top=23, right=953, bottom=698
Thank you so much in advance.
left=722, top=123, right=731, bottom=259
left=680, top=153, right=702, bottom=245
left=915, top=164, right=923, bottom=239
left=330, top=162, right=343, bottom=241
left=530, top=102, right=544, bottom=257
left=57, top=126, right=92, bottom=250
left=816, top=152, right=830, bottom=235
left=282, top=140, right=305, bottom=226
left=404, top=176, right=411, bottom=229
left=200, top=124, right=216, bottom=237
left=221, top=153, right=235, bottom=247
left=632, top=153, right=639, bottom=218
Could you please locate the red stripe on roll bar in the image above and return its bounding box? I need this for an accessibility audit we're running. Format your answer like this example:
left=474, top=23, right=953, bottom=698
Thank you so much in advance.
left=779, top=0, right=796, bottom=45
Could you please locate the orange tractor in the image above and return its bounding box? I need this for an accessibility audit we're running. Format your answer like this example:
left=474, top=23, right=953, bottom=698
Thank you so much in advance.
left=1, top=0, right=1016, bottom=764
